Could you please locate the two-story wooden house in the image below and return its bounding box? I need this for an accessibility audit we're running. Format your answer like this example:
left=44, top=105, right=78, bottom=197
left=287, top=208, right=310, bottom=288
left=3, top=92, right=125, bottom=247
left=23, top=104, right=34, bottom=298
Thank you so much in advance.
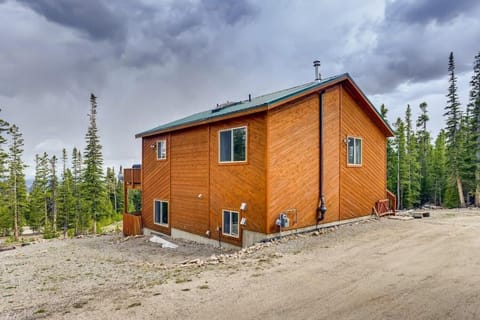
left=126, top=68, right=394, bottom=247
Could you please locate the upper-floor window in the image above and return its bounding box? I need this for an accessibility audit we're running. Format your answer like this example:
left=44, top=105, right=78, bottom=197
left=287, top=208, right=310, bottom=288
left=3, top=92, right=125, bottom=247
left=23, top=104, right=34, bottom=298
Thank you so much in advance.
left=347, top=137, right=362, bottom=166
left=157, top=140, right=167, bottom=160
left=219, top=126, right=247, bottom=163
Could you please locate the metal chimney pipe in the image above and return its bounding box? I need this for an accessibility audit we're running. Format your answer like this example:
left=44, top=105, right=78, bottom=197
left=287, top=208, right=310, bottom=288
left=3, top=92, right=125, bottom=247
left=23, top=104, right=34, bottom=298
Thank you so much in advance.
left=313, top=60, right=321, bottom=81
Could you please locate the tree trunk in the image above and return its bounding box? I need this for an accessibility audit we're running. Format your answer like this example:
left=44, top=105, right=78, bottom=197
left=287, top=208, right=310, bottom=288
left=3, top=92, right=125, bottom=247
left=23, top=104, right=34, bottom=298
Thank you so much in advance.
left=456, top=175, right=466, bottom=207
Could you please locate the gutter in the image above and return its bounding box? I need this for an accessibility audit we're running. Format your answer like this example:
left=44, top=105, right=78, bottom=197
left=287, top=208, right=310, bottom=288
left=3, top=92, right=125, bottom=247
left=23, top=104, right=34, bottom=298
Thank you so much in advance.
left=317, top=91, right=327, bottom=222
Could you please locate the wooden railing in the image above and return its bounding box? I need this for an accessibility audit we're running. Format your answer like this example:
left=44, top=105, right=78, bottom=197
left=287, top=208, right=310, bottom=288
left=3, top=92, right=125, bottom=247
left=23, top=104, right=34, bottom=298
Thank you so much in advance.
left=124, top=168, right=141, bottom=187
left=374, top=190, right=397, bottom=217
left=386, top=189, right=396, bottom=214
left=123, top=212, right=142, bottom=236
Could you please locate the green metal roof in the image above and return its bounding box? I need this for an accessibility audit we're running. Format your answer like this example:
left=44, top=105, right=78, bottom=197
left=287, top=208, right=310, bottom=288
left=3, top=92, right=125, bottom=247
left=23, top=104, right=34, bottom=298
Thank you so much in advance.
left=136, top=73, right=348, bottom=138
left=136, top=72, right=394, bottom=137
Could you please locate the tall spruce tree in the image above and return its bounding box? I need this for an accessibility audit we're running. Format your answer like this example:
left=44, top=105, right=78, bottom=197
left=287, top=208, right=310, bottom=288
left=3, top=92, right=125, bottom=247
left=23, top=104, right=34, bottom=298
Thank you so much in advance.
left=467, top=51, right=480, bottom=206
left=381, top=104, right=398, bottom=194
left=416, top=102, right=433, bottom=204
left=29, top=154, right=47, bottom=231
left=405, top=105, right=421, bottom=208
left=444, top=52, right=466, bottom=207
left=82, top=94, right=109, bottom=234
left=432, top=130, right=447, bottom=205
left=49, top=155, right=58, bottom=233
left=8, top=125, right=27, bottom=240
left=58, top=148, right=75, bottom=236
left=0, top=110, right=9, bottom=235
left=394, top=117, right=407, bottom=209
left=72, top=147, right=83, bottom=234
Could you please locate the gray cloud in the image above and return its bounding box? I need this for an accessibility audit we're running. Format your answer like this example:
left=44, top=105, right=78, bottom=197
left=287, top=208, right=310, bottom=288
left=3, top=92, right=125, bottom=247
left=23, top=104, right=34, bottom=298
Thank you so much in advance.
left=386, top=0, right=478, bottom=25
left=17, top=0, right=126, bottom=41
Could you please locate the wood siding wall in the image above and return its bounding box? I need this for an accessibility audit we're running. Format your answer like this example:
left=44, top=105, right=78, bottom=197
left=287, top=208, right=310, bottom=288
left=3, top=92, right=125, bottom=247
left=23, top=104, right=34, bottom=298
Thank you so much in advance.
left=141, top=82, right=388, bottom=243
left=339, top=86, right=387, bottom=219
left=266, top=94, right=320, bottom=233
left=142, top=134, right=171, bottom=234
left=323, top=86, right=341, bottom=223
left=141, top=113, right=267, bottom=246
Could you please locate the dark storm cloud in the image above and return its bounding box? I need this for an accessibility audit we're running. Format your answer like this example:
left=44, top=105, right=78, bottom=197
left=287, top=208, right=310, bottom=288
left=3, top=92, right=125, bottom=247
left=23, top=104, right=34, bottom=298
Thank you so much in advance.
left=386, top=0, right=478, bottom=25
left=123, top=0, right=257, bottom=68
left=17, top=0, right=126, bottom=41
left=349, top=0, right=480, bottom=94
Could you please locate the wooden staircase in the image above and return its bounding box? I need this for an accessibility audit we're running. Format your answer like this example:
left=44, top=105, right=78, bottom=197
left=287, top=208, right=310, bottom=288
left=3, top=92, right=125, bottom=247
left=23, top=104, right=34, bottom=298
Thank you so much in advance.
left=374, top=190, right=396, bottom=217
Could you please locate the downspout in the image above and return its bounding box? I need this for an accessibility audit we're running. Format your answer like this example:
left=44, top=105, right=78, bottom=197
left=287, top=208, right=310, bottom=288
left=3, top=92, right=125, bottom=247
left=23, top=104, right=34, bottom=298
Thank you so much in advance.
left=317, top=91, right=327, bottom=222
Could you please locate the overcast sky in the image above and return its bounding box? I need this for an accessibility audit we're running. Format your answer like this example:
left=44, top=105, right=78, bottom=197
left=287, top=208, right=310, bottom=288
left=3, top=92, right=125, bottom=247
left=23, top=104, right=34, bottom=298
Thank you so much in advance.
left=1, top=0, right=479, bottom=178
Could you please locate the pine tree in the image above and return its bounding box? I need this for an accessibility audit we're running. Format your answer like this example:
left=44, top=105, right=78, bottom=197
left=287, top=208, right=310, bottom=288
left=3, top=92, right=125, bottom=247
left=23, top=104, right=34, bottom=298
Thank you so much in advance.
left=72, top=148, right=83, bottom=234
left=394, top=117, right=407, bottom=209
left=404, top=105, right=421, bottom=208
left=432, top=130, right=447, bottom=205
left=444, top=52, right=466, bottom=207
left=0, top=110, right=9, bottom=235
left=48, top=155, right=58, bottom=233
left=116, top=166, right=124, bottom=214
left=381, top=104, right=398, bottom=194
left=8, top=125, right=27, bottom=240
left=29, top=154, right=47, bottom=231
left=416, top=102, right=433, bottom=204
left=82, top=94, right=110, bottom=234
left=58, top=149, right=75, bottom=237
left=467, top=51, right=480, bottom=206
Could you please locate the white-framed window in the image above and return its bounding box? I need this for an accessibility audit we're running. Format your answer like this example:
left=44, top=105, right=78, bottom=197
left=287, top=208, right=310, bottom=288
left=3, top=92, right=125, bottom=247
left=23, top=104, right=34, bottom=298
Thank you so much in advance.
left=347, top=137, right=362, bottom=166
left=219, top=126, right=247, bottom=163
left=157, top=140, right=167, bottom=160
left=154, top=200, right=169, bottom=226
left=222, top=210, right=239, bottom=237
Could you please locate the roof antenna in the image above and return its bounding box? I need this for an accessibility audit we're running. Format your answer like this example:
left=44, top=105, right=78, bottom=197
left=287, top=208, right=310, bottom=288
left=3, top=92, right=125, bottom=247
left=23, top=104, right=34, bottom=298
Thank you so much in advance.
left=313, top=60, right=321, bottom=81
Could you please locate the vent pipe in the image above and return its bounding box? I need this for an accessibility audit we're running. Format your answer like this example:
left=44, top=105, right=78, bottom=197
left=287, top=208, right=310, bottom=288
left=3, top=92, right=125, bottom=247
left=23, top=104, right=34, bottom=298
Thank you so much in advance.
left=313, top=60, right=321, bottom=81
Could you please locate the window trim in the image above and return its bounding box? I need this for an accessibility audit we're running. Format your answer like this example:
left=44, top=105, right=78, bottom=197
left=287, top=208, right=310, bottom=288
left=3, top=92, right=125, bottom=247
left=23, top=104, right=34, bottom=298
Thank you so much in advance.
left=347, top=136, right=362, bottom=167
left=222, top=209, right=240, bottom=238
left=153, top=199, right=169, bottom=227
left=156, top=139, right=167, bottom=160
left=218, top=126, right=248, bottom=164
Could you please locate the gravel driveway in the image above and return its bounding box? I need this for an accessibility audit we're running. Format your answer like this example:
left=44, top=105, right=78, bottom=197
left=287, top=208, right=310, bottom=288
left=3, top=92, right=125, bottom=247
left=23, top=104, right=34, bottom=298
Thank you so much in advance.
left=2, top=209, right=480, bottom=319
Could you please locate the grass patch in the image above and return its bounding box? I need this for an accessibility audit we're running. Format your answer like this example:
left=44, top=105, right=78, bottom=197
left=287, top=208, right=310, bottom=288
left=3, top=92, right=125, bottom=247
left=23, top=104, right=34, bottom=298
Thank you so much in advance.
left=73, top=301, right=88, bottom=309
left=198, top=285, right=209, bottom=289
left=34, top=309, right=46, bottom=314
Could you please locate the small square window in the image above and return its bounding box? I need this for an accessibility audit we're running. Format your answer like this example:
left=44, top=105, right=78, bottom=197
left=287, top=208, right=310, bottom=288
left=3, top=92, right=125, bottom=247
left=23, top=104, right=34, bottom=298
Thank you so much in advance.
left=347, top=137, right=362, bottom=165
left=222, top=210, right=239, bottom=237
left=219, top=127, right=247, bottom=163
left=157, top=140, right=167, bottom=160
left=154, top=200, right=169, bottom=226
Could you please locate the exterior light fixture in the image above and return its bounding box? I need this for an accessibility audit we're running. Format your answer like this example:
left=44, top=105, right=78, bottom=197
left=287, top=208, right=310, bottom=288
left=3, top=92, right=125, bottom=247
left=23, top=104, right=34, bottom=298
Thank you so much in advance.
left=150, top=143, right=156, bottom=150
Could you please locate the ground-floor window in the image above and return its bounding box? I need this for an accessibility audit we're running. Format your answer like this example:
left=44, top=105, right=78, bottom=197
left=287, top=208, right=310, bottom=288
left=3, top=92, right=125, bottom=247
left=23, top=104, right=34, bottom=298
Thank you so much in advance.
left=154, top=200, right=169, bottom=226
left=222, top=210, right=239, bottom=237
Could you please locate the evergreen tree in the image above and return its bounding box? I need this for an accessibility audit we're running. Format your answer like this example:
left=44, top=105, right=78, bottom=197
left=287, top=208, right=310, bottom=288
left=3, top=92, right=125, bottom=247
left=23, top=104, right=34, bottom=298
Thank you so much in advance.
left=381, top=104, right=398, bottom=194
left=72, top=147, right=83, bottom=234
left=48, top=155, right=58, bottom=233
left=116, top=166, right=124, bottom=214
left=467, top=51, right=480, bottom=206
left=8, top=125, right=27, bottom=240
left=29, top=154, right=47, bottom=231
left=404, top=105, right=421, bottom=208
left=432, top=130, right=447, bottom=205
left=443, top=52, right=466, bottom=207
left=58, top=149, right=75, bottom=236
left=0, top=110, right=9, bottom=235
left=416, top=102, right=433, bottom=204
left=82, top=94, right=110, bottom=234
left=394, top=117, right=407, bottom=209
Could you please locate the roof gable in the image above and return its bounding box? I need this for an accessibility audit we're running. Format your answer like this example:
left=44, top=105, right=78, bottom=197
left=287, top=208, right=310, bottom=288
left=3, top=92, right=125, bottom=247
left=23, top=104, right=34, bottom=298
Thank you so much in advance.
left=136, top=73, right=394, bottom=138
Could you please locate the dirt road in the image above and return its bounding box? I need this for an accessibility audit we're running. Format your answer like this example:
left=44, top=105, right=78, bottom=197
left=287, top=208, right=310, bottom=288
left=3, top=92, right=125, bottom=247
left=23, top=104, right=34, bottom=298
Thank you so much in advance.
left=2, top=209, right=480, bottom=319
